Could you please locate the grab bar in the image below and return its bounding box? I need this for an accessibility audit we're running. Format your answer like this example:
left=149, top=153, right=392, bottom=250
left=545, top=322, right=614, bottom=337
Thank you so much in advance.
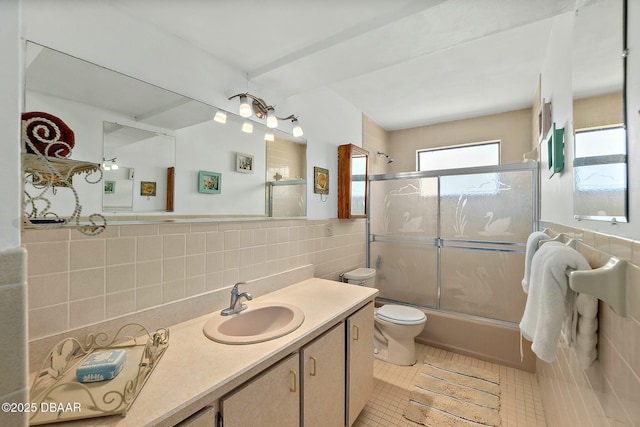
left=567, top=257, right=627, bottom=317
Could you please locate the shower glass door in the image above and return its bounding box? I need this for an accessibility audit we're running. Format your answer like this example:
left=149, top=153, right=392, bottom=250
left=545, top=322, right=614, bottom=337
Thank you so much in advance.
left=369, top=175, right=439, bottom=308
left=368, top=163, right=537, bottom=324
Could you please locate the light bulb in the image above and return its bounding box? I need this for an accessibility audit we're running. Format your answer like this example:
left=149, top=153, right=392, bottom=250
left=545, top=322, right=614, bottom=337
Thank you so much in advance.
left=242, top=121, right=253, bottom=133
left=266, top=108, right=278, bottom=129
left=104, top=164, right=111, bottom=171
left=239, top=95, right=252, bottom=118
left=264, top=131, right=275, bottom=141
left=214, top=110, right=227, bottom=124
left=111, top=163, right=119, bottom=170
left=292, top=119, right=303, bottom=137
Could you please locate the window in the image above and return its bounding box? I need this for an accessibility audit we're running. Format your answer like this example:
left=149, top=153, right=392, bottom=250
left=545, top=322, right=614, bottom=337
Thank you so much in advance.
left=417, top=141, right=500, bottom=172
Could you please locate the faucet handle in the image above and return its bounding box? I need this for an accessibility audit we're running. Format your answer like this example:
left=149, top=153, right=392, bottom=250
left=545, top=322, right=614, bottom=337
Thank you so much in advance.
left=231, top=282, right=247, bottom=295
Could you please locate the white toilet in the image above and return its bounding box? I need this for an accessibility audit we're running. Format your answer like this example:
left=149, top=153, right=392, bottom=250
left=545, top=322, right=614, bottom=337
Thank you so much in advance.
left=342, top=268, right=427, bottom=366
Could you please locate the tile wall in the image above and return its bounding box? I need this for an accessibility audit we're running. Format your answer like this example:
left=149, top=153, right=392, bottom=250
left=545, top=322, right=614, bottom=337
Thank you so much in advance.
left=23, top=218, right=366, bottom=343
left=0, top=247, right=28, bottom=426
left=537, top=222, right=640, bottom=426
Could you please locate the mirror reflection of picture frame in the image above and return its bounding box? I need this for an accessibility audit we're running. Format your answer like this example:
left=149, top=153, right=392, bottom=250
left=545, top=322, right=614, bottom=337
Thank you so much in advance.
left=198, top=170, right=221, bottom=194
left=314, top=167, right=329, bottom=195
left=140, top=181, right=157, bottom=196
left=236, top=152, right=254, bottom=174
left=104, top=180, right=115, bottom=194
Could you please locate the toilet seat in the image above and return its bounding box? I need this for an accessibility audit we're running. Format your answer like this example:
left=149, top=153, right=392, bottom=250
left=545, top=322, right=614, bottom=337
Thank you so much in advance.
left=376, top=305, right=426, bottom=325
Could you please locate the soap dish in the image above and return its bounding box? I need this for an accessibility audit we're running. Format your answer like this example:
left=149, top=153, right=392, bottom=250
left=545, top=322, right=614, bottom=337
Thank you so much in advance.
left=29, top=323, right=169, bottom=425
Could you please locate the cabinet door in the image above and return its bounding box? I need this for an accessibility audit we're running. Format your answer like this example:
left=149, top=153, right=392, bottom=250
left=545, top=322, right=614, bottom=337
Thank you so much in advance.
left=302, top=323, right=346, bottom=427
left=346, top=302, right=374, bottom=426
left=221, top=353, right=299, bottom=427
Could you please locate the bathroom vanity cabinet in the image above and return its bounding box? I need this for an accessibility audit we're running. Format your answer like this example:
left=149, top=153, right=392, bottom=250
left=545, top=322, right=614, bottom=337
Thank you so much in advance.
left=220, top=353, right=300, bottom=426
left=219, top=303, right=373, bottom=427
left=346, top=302, right=374, bottom=426
left=55, top=279, right=378, bottom=427
left=302, top=323, right=346, bottom=427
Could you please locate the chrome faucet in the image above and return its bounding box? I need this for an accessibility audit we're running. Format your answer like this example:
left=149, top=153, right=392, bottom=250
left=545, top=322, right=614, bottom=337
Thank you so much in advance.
left=221, top=281, right=253, bottom=316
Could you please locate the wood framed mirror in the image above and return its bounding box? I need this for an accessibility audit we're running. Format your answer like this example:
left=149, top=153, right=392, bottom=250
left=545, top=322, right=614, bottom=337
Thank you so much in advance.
left=338, top=144, right=369, bottom=219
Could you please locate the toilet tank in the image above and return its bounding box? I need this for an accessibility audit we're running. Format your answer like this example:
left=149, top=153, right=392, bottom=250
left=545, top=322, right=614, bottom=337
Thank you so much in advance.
left=342, top=268, right=376, bottom=286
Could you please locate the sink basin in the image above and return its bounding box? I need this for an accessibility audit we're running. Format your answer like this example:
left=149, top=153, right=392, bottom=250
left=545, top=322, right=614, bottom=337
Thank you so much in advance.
left=203, top=302, right=305, bottom=344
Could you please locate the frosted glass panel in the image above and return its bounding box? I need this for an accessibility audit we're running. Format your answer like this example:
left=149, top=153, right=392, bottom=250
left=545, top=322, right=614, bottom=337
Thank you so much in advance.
left=268, top=182, right=306, bottom=217
left=369, top=178, right=438, bottom=236
left=370, top=242, right=438, bottom=308
left=440, top=171, right=533, bottom=242
left=440, top=247, right=526, bottom=322
left=574, top=163, right=627, bottom=219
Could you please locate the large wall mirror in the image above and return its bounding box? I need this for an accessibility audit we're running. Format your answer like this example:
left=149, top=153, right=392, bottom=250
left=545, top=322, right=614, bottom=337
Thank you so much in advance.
left=23, top=41, right=306, bottom=220
left=572, top=0, right=628, bottom=222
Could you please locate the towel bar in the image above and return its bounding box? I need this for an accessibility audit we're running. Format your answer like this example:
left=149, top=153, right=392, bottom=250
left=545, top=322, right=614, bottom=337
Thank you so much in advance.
left=568, top=257, right=627, bottom=317
left=538, top=232, right=578, bottom=248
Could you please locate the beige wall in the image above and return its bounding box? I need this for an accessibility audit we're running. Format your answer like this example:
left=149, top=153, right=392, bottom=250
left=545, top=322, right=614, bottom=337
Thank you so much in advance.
left=574, top=92, right=624, bottom=130
left=537, top=222, right=640, bottom=426
left=385, top=108, right=533, bottom=172
left=24, top=218, right=366, bottom=344
left=362, top=114, right=391, bottom=175
left=267, top=137, right=306, bottom=181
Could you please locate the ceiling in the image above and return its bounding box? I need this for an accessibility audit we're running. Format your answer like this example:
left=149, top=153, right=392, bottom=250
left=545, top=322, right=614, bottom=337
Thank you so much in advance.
left=109, top=0, right=622, bottom=131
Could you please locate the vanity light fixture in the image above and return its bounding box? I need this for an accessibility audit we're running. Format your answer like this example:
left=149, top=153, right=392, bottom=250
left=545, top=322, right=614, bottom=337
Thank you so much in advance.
left=291, top=118, right=303, bottom=137
left=238, top=95, right=252, bottom=118
left=229, top=92, right=303, bottom=136
left=214, top=110, right=227, bottom=124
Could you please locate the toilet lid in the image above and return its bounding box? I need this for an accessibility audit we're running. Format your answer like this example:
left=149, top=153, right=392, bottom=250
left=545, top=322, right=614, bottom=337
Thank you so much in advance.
left=376, top=305, right=426, bottom=325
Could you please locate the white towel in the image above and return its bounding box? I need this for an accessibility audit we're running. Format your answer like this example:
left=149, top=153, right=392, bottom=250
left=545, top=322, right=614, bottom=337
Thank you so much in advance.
left=519, top=243, right=591, bottom=363
left=522, top=231, right=550, bottom=293
left=574, top=293, right=598, bottom=369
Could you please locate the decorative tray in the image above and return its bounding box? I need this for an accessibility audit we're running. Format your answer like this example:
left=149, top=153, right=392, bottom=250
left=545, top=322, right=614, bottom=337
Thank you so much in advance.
left=29, top=323, right=169, bottom=425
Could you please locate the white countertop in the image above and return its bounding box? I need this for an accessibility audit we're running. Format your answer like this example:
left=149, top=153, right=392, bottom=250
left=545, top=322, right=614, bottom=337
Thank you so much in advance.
left=43, top=278, right=378, bottom=427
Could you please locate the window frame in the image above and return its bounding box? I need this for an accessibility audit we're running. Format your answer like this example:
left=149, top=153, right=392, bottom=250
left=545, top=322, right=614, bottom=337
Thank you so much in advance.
left=416, top=140, right=501, bottom=172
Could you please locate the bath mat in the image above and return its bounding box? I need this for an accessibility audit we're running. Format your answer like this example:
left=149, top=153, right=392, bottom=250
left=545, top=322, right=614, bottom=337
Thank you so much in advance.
left=403, top=358, right=501, bottom=426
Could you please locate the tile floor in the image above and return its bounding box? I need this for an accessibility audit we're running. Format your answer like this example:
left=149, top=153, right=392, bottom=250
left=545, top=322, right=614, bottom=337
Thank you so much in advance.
left=353, top=343, right=547, bottom=426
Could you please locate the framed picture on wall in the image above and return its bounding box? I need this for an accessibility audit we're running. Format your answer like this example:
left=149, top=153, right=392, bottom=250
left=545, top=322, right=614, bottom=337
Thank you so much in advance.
left=236, top=152, right=254, bottom=174
left=198, top=170, right=222, bottom=194
left=104, top=180, right=115, bottom=194
left=314, top=167, right=329, bottom=195
left=140, top=181, right=157, bottom=196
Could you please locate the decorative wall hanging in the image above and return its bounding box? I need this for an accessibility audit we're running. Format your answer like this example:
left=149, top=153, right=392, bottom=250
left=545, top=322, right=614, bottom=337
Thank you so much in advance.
left=547, top=122, right=565, bottom=178
left=198, top=170, right=221, bottom=194
left=104, top=181, right=115, bottom=194
left=140, top=181, right=157, bottom=196
left=314, top=167, right=329, bottom=195
left=236, top=152, right=254, bottom=174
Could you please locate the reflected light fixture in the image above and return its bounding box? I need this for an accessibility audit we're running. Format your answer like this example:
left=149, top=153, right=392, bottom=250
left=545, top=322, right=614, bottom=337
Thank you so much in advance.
left=214, top=110, right=227, bottom=124
left=102, top=157, right=119, bottom=170
left=264, top=131, right=275, bottom=142
left=241, top=121, right=254, bottom=133
left=229, top=92, right=303, bottom=136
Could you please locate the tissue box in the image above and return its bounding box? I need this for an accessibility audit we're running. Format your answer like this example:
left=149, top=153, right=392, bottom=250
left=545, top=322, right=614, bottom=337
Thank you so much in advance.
left=76, top=349, right=127, bottom=383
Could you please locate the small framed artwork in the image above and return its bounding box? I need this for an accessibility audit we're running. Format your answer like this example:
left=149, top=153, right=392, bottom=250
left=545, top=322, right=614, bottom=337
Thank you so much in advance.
left=314, top=167, right=329, bottom=195
left=104, top=180, right=116, bottom=194
left=198, top=170, right=222, bottom=194
left=236, top=152, right=254, bottom=174
left=140, top=181, right=157, bottom=196
left=547, top=122, right=565, bottom=178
